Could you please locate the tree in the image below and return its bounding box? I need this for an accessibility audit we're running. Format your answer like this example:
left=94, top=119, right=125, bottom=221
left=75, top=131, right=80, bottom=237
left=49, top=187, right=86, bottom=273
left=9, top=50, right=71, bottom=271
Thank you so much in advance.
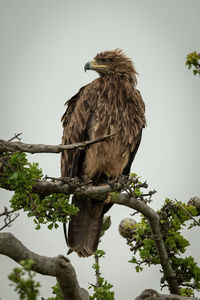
left=186, top=51, right=200, bottom=76
left=0, top=135, right=200, bottom=300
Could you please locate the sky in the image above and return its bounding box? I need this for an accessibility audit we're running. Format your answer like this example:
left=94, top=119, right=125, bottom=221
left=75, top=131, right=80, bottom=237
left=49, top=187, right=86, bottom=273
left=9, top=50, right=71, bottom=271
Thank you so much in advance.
left=0, top=0, right=200, bottom=299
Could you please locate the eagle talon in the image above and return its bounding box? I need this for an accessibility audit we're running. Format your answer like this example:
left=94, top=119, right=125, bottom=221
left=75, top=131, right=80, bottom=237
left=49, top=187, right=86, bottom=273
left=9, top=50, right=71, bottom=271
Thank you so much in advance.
left=104, top=193, right=111, bottom=204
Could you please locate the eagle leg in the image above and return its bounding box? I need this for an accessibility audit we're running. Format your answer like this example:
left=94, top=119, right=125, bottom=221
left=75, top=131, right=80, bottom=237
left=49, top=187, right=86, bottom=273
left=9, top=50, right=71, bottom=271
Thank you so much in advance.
left=104, top=193, right=111, bottom=204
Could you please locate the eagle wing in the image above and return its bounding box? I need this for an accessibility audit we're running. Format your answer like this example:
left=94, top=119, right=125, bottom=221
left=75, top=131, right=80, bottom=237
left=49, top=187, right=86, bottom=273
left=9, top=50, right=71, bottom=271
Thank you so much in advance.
left=61, top=83, right=107, bottom=257
left=61, top=84, right=92, bottom=177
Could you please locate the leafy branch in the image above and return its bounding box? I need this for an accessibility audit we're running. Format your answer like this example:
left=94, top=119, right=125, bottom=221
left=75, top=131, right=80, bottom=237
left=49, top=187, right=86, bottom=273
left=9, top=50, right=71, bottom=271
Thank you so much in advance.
left=0, top=152, right=79, bottom=230
left=89, top=217, right=114, bottom=300
left=1, top=141, right=200, bottom=296
left=119, top=199, right=200, bottom=296
left=8, top=259, right=41, bottom=300
left=186, top=51, right=200, bottom=76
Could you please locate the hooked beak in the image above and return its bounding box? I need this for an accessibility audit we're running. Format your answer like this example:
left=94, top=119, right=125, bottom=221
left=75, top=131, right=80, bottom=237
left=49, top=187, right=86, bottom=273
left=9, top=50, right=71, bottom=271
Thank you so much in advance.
left=84, top=59, right=107, bottom=72
left=84, top=61, right=93, bottom=72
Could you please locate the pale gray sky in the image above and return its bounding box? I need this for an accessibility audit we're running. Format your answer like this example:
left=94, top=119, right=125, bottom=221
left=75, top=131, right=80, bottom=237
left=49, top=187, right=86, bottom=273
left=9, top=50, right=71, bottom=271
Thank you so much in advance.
left=0, top=0, right=200, bottom=299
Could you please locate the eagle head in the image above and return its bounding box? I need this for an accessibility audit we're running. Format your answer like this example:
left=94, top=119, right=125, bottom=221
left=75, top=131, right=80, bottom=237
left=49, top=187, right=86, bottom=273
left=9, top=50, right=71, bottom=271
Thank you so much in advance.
left=84, top=49, right=137, bottom=78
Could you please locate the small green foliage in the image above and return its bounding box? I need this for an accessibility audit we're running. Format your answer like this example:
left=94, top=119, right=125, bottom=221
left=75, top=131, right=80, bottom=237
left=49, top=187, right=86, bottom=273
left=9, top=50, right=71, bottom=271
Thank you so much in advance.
left=179, top=288, right=195, bottom=297
left=100, top=216, right=111, bottom=237
left=89, top=277, right=115, bottom=300
left=134, top=187, right=142, bottom=196
left=110, top=191, right=120, bottom=202
left=135, top=265, right=143, bottom=273
left=171, top=256, right=200, bottom=292
left=126, top=198, right=200, bottom=293
left=8, top=259, right=40, bottom=300
left=89, top=249, right=115, bottom=299
left=0, top=152, right=79, bottom=229
left=9, top=261, right=64, bottom=300
left=43, top=283, right=63, bottom=300
left=130, top=173, right=143, bottom=196
left=94, top=249, right=106, bottom=258
left=128, top=216, right=158, bottom=272
left=0, top=152, right=42, bottom=191
left=186, top=51, right=200, bottom=76
left=24, top=193, right=79, bottom=230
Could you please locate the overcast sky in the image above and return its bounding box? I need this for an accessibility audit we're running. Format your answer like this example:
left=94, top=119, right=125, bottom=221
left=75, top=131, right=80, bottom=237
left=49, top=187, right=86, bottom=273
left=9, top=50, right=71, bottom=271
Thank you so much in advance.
left=0, top=0, right=200, bottom=299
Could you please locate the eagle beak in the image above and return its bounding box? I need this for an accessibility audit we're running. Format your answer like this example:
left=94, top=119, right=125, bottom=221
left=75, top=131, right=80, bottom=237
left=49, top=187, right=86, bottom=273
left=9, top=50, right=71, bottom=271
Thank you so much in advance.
left=84, top=61, right=93, bottom=72
left=84, top=59, right=107, bottom=72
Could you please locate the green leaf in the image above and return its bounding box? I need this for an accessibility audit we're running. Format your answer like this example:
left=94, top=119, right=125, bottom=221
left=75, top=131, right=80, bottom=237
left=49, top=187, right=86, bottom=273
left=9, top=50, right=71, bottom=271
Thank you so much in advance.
left=35, top=224, right=40, bottom=230
left=48, top=223, right=53, bottom=230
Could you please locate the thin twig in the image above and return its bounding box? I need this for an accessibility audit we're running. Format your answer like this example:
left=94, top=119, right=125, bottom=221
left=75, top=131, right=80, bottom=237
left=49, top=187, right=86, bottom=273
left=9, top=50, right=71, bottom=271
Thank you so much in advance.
left=175, top=199, right=200, bottom=226
left=0, top=213, right=19, bottom=231
left=0, top=207, right=15, bottom=217
left=8, top=133, right=22, bottom=142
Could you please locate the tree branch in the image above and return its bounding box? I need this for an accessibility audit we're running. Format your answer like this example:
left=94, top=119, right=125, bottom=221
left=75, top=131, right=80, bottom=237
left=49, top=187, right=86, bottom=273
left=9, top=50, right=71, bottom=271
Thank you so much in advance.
left=0, top=176, right=179, bottom=293
left=135, top=289, right=200, bottom=300
left=32, top=179, right=178, bottom=293
left=32, top=178, right=114, bottom=198
left=113, top=194, right=179, bottom=294
left=0, top=134, right=115, bottom=154
left=0, top=232, right=89, bottom=300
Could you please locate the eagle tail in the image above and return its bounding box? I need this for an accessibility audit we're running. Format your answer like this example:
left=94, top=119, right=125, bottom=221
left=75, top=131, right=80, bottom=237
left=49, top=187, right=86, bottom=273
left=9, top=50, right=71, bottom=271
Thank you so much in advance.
left=67, top=195, right=104, bottom=257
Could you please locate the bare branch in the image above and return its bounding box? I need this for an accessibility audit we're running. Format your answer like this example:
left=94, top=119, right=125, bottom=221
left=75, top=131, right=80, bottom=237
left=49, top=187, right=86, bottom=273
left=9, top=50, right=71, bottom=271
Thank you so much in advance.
left=0, top=232, right=89, bottom=300
left=0, top=133, right=115, bottom=154
left=0, top=206, right=15, bottom=217
left=0, top=212, right=19, bottom=231
left=8, top=133, right=23, bottom=142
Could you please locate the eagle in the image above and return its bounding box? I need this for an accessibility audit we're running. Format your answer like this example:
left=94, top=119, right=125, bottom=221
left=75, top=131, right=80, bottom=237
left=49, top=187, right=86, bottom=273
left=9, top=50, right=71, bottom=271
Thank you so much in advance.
left=61, top=49, right=146, bottom=257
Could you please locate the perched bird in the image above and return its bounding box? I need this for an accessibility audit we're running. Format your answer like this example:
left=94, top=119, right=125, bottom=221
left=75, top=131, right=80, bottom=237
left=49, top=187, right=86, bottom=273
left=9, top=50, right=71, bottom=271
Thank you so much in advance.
left=61, top=49, right=146, bottom=257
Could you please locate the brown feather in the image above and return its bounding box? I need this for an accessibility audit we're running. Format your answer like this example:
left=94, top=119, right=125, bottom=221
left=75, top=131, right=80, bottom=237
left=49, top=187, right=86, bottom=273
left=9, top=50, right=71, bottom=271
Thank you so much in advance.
left=61, top=49, right=146, bottom=257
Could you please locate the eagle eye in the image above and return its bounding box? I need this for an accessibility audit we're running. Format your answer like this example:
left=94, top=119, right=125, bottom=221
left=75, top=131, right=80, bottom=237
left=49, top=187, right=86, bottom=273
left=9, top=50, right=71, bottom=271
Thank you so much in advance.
left=102, top=58, right=110, bottom=64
